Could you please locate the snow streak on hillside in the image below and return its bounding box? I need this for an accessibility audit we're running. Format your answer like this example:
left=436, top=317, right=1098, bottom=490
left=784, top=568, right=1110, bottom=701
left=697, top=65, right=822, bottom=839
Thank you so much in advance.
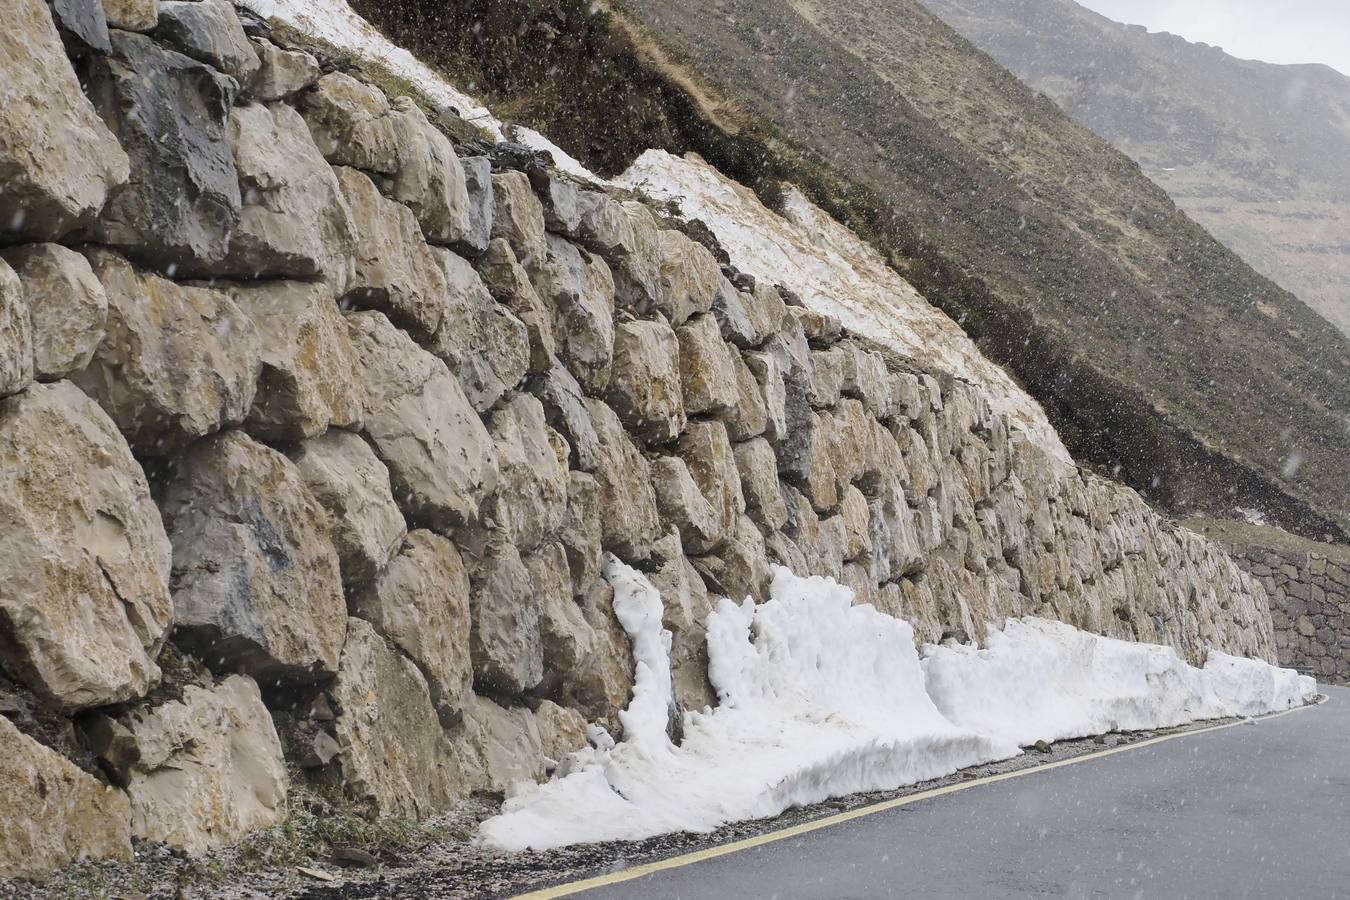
left=617, top=151, right=1071, bottom=462
left=479, top=561, right=1315, bottom=851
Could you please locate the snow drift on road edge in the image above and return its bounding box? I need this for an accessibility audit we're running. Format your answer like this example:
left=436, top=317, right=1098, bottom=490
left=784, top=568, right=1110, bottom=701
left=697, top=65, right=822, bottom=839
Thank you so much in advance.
left=478, top=562, right=1316, bottom=851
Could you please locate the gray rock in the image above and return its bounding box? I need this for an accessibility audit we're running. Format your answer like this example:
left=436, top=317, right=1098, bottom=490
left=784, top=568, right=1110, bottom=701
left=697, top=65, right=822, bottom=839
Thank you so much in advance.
left=346, top=310, right=497, bottom=531
left=119, top=675, right=286, bottom=855
left=678, top=420, right=745, bottom=545
left=744, top=350, right=788, bottom=442
left=0, top=382, right=172, bottom=711
left=335, top=166, right=448, bottom=342
left=85, top=31, right=239, bottom=271
left=300, top=73, right=400, bottom=174
left=156, top=0, right=260, bottom=82
left=723, top=349, right=769, bottom=441
left=74, top=249, right=262, bottom=456
left=476, top=238, right=555, bottom=373
left=223, top=280, right=365, bottom=442
left=528, top=361, right=601, bottom=472
left=605, top=317, right=686, bottom=443
left=561, top=471, right=604, bottom=590
left=351, top=530, right=473, bottom=718
left=652, top=456, right=724, bottom=555
left=332, top=617, right=463, bottom=817
left=677, top=313, right=740, bottom=416
left=0, top=715, right=131, bottom=879
left=535, top=169, right=582, bottom=234
left=0, top=0, right=128, bottom=242
left=0, top=244, right=105, bottom=381
left=692, top=513, right=770, bottom=603
left=491, top=171, right=548, bottom=270
left=221, top=103, right=356, bottom=294
left=425, top=246, right=529, bottom=413
left=653, top=228, right=721, bottom=326
left=453, top=156, right=495, bottom=257
left=463, top=534, right=543, bottom=697
left=387, top=98, right=472, bottom=247
left=530, top=540, right=596, bottom=698
left=49, top=0, right=110, bottom=56
left=289, top=430, right=406, bottom=589
left=531, top=233, right=616, bottom=393
left=0, top=259, right=32, bottom=397
left=160, top=431, right=347, bottom=684
left=246, top=37, right=320, bottom=100
left=586, top=397, right=663, bottom=560
left=482, top=393, right=570, bottom=553
left=735, top=437, right=790, bottom=533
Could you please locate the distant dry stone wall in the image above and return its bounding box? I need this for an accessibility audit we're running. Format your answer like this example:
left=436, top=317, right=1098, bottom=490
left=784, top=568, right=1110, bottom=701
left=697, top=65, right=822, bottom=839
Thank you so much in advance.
left=0, top=0, right=1277, bottom=880
left=1228, top=546, right=1350, bottom=684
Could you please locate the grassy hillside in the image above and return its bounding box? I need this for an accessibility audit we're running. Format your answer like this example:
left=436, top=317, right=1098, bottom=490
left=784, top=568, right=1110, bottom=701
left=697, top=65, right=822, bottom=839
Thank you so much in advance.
left=350, top=0, right=1350, bottom=540
left=919, top=0, right=1350, bottom=339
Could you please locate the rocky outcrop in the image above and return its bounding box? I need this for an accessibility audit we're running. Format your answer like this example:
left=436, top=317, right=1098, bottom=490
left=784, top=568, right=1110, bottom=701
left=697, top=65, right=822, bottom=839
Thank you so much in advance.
left=0, top=716, right=131, bottom=879
left=0, top=382, right=172, bottom=711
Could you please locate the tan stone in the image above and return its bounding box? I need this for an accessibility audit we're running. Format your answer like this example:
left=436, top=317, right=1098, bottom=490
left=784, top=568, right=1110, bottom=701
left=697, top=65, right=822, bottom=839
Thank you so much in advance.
left=678, top=313, right=740, bottom=416
left=0, top=244, right=105, bottom=382
left=605, top=317, right=686, bottom=443
left=0, top=258, right=32, bottom=397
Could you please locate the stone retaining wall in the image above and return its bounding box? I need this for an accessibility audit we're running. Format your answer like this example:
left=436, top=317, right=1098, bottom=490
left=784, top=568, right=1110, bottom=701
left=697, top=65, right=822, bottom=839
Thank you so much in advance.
left=0, top=0, right=1277, bottom=879
left=1228, top=546, right=1350, bottom=683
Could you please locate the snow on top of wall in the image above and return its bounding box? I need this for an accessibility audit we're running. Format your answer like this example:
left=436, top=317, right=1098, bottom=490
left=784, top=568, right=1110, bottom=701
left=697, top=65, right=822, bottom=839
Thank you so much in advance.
left=617, top=150, right=1072, bottom=464
left=477, top=564, right=1316, bottom=851
left=239, top=0, right=507, bottom=139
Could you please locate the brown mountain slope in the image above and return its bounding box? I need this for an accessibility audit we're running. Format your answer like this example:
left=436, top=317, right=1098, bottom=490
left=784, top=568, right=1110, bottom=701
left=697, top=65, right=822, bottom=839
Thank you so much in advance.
left=351, top=0, right=1350, bottom=539
left=919, top=0, right=1350, bottom=339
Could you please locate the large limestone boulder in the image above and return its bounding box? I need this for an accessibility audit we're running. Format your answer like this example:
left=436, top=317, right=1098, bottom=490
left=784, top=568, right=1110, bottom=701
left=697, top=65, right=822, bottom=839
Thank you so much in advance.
left=0, top=381, right=172, bottom=711
left=605, top=317, right=686, bottom=443
left=692, top=513, right=769, bottom=603
left=301, top=73, right=400, bottom=174
left=331, top=617, right=462, bottom=818
left=735, top=437, right=790, bottom=533
left=561, top=471, right=604, bottom=590
left=424, top=246, right=529, bottom=413
left=585, top=398, right=663, bottom=560
left=678, top=420, right=745, bottom=545
left=351, top=530, right=472, bottom=718
left=118, top=675, right=286, bottom=855
left=454, top=156, right=495, bottom=257
left=74, top=249, right=262, bottom=455
left=652, top=456, right=724, bottom=555
left=288, top=430, right=405, bottom=589
left=744, top=349, right=788, bottom=443
left=723, top=349, right=769, bottom=441
left=0, top=259, right=32, bottom=397
left=476, top=238, right=555, bottom=373
left=160, top=431, right=347, bottom=683
left=221, top=103, right=356, bottom=293
left=85, top=31, right=240, bottom=270
left=528, top=362, right=600, bottom=472
left=247, top=37, right=320, bottom=101
left=0, top=0, right=129, bottom=242
left=531, top=540, right=596, bottom=698
left=0, top=715, right=131, bottom=879
left=559, top=578, right=634, bottom=729
left=648, top=532, right=715, bottom=712
left=491, top=171, right=548, bottom=269
left=335, top=166, right=448, bottom=342
left=102, top=0, right=157, bottom=31
left=155, top=0, right=260, bottom=82
left=653, top=228, right=721, bottom=326
left=387, top=98, right=472, bottom=246
left=482, top=394, right=570, bottom=553
left=224, top=280, right=364, bottom=442
left=48, top=0, right=112, bottom=56
left=346, top=310, right=497, bottom=530
left=714, top=279, right=787, bottom=349
left=531, top=233, right=616, bottom=393
left=463, top=534, right=543, bottom=697
left=453, top=694, right=584, bottom=794
left=0, top=244, right=106, bottom=381
left=678, top=313, right=740, bottom=416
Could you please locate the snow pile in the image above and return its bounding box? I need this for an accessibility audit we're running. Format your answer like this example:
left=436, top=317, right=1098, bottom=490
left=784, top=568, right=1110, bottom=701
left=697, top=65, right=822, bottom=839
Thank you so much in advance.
left=616, top=150, right=1070, bottom=462
left=479, top=568, right=1316, bottom=852
left=478, top=565, right=1013, bottom=851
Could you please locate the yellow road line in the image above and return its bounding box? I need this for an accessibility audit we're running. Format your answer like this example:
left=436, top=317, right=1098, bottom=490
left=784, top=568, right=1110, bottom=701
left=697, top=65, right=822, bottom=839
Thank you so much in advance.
left=513, top=698, right=1326, bottom=899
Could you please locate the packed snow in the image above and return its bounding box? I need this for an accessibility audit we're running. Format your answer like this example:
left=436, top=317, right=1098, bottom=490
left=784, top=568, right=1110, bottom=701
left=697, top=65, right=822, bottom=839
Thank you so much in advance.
left=616, top=150, right=1071, bottom=463
left=238, top=0, right=506, bottom=138
left=478, top=563, right=1315, bottom=851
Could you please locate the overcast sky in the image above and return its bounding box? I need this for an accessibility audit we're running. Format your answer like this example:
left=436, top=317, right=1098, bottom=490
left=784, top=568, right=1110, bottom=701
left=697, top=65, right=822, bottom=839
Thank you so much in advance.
left=1077, top=0, right=1350, bottom=76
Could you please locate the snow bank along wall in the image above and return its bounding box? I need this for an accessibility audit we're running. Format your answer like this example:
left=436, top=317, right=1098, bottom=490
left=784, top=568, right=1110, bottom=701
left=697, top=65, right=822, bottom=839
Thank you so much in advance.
left=0, top=0, right=1278, bottom=879
left=1227, top=544, right=1350, bottom=683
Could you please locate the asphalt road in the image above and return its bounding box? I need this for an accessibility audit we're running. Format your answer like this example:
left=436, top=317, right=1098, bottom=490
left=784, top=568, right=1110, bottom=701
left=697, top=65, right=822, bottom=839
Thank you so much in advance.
left=575, top=687, right=1350, bottom=899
